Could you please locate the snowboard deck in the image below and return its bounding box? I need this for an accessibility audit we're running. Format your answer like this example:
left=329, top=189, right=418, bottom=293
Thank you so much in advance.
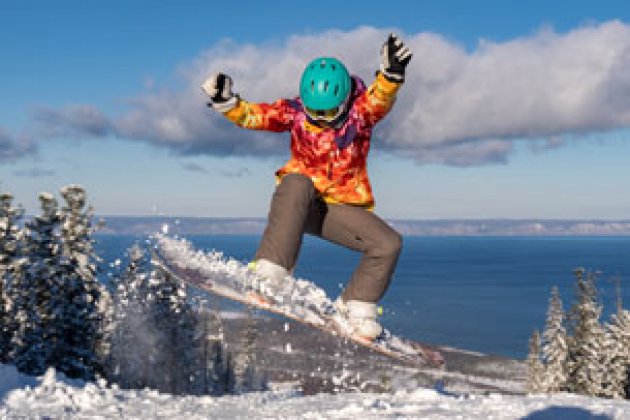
left=153, top=237, right=445, bottom=369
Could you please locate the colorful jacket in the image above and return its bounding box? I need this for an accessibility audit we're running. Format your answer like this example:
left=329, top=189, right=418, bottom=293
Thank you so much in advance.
left=222, top=73, right=401, bottom=209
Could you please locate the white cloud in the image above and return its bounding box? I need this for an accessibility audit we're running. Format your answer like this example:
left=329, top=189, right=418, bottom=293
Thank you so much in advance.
left=28, top=21, right=630, bottom=166
left=31, top=105, right=113, bottom=139
left=385, top=21, right=630, bottom=151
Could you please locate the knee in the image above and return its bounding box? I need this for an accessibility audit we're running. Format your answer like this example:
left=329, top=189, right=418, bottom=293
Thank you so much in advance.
left=376, top=229, right=403, bottom=258
left=276, top=174, right=316, bottom=201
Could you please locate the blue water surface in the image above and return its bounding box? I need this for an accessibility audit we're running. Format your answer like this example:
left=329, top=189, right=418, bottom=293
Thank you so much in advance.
left=94, top=234, right=630, bottom=359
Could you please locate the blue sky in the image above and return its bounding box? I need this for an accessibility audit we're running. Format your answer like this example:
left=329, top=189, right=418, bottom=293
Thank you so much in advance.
left=1, top=0, right=630, bottom=219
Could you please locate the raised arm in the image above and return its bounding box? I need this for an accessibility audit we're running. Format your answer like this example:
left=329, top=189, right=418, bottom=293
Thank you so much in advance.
left=356, top=33, right=413, bottom=126
left=202, top=73, right=295, bottom=132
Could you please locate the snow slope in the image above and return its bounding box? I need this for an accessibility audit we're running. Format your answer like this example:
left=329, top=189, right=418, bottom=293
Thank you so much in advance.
left=1, top=365, right=630, bottom=419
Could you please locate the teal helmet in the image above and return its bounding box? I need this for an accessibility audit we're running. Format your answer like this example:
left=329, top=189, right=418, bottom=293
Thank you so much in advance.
left=300, top=57, right=351, bottom=111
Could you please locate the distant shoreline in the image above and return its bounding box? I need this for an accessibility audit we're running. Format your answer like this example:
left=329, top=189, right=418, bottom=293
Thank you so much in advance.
left=93, top=216, right=630, bottom=236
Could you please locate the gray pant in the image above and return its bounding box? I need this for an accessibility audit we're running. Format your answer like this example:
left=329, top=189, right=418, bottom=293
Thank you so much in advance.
left=255, top=174, right=402, bottom=303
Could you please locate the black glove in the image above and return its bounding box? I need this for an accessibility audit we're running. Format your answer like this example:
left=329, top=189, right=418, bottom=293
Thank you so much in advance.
left=380, top=33, right=412, bottom=83
left=202, top=73, right=239, bottom=112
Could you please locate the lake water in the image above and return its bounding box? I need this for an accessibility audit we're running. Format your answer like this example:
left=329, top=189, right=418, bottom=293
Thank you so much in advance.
left=94, top=234, right=630, bottom=359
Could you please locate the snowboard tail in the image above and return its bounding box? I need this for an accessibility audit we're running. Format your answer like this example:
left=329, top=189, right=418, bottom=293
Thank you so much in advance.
left=153, top=235, right=444, bottom=369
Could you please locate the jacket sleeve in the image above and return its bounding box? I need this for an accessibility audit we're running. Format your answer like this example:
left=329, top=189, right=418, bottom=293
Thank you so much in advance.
left=221, top=98, right=296, bottom=132
left=354, top=72, right=402, bottom=127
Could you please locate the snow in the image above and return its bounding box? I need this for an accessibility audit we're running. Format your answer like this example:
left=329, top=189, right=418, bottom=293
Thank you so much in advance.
left=154, top=234, right=335, bottom=320
left=2, top=364, right=630, bottom=419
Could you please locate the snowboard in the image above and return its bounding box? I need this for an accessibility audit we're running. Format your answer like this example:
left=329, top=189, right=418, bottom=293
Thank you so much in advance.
left=153, top=234, right=445, bottom=369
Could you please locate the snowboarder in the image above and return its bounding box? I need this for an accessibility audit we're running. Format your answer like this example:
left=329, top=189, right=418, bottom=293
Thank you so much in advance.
left=202, top=33, right=412, bottom=340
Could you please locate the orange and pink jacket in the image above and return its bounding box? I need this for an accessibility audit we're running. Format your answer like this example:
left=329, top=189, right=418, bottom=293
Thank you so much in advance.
left=222, top=73, right=401, bottom=210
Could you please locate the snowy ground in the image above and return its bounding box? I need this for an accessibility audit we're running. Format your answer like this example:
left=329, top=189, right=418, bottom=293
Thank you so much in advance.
left=2, top=364, right=630, bottom=419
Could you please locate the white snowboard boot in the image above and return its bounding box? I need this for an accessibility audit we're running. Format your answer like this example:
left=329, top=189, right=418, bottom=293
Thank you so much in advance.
left=335, top=298, right=383, bottom=340
left=249, top=258, right=291, bottom=302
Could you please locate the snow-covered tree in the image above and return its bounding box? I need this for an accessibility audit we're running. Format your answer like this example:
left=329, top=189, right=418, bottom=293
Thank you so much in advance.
left=526, top=329, right=545, bottom=393
left=0, top=192, right=25, bottom=362
left=0, top=193, right=24, bottom=270
left=59, top=185, right=100, bottom=278
left=541, top=287, right=568, bottom=392
left=38, top=185, right=111, bottom=379
left=567, top=268, right=607, bottom=396
left=603, top=309, right=630, bottom=399
left=10, top=192, right=62, bottom=374
left=0, top=272, right=8, bottom=361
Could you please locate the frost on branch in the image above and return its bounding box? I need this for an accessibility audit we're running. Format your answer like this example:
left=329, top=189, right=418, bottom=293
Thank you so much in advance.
left=5, top=186, right=112, bottom=380
left=526, top=330, right=545, bottom=393
left=9, top=192, right=62, bottom=375
left=603, top=309, right=630, bottom=399
left=541, top=286, right=568, bottom=393
left=530, top=268, right=630, bottom=400
left=567, top=269, right=607, bottom=397
left=0, top=191, right=25, bottom=363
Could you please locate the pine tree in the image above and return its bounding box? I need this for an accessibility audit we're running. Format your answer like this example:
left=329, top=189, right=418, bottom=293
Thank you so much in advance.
left=541, top=286, right=568, bottom=392
left=197, top=297, right=231, bottom=395
left=0, top=272, right=8, bottom=362
left=526, top=329, right=545, bottom=393
left=567, top=268, right=607, bottom=396
left=11, top=192, right=62, bottom=374
left=42, top=185, right=111, bottom=379
left=0, top=192, right=25, bottom=362
left=603, top=309, right=630, bottom=399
